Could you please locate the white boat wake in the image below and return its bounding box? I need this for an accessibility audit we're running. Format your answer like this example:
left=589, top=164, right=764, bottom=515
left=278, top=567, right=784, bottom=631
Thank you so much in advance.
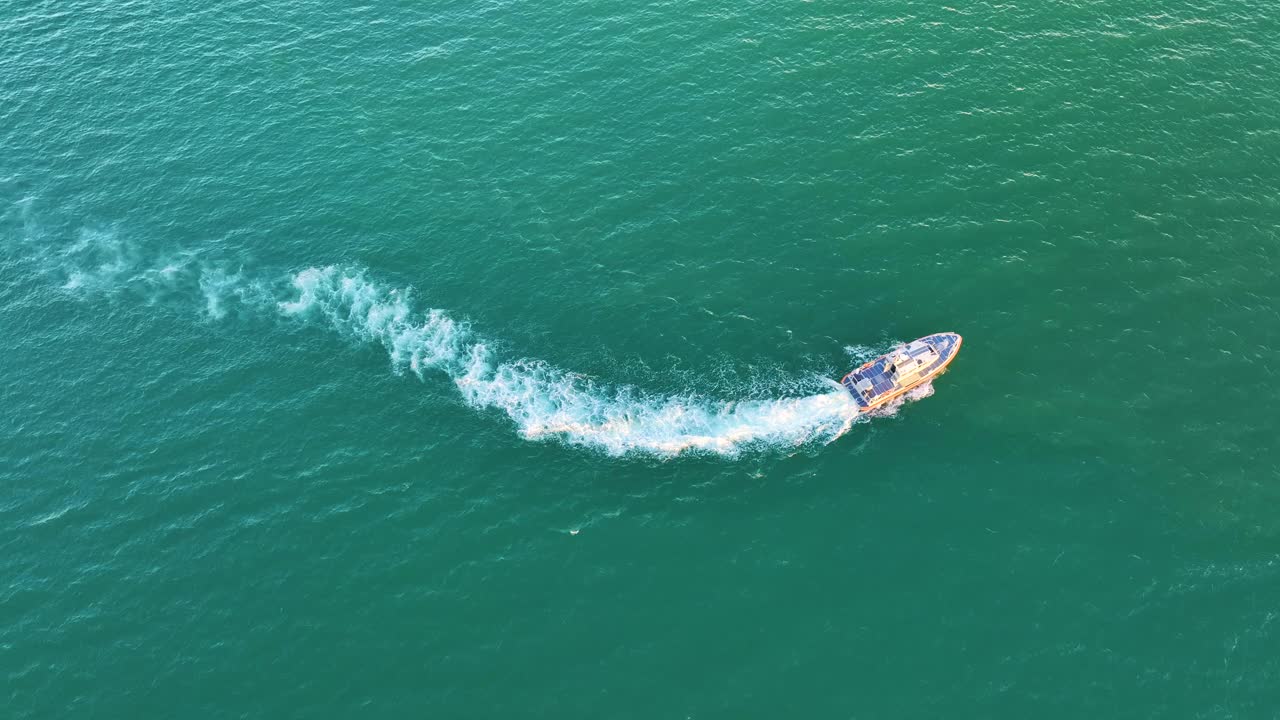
left=30, top=226, right=948, bottom=457
left=279, top=266, right=863, bottom=457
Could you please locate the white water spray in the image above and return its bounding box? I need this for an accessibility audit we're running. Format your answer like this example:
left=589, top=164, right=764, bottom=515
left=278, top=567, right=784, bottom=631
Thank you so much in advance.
left=38, top=228, right=938, bottom=457
left=278, top=266, right=864, bottom=457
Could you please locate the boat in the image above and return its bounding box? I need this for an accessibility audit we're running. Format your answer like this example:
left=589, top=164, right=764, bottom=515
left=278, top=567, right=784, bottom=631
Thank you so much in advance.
left=840, top=332, right=962, bottom=411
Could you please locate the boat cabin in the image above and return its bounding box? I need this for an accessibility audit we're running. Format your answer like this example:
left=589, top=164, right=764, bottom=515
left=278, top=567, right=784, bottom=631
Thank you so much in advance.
left=844, top=340, right=941, bottom=406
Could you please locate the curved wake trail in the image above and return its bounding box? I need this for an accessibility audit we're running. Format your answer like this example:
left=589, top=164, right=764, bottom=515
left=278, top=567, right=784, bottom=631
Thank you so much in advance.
left=26, top=226, right=870, bottom=457
left=279, top=267, right=863, bottom=457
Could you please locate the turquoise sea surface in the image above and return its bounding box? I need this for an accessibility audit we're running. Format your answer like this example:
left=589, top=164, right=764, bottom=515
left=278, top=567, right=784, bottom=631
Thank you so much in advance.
left=4, top=0, right=1280, bottom=717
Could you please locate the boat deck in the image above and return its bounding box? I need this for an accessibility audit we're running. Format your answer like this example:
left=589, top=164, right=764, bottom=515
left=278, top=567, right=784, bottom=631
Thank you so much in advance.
left=841, top=333, right=961, bottom=409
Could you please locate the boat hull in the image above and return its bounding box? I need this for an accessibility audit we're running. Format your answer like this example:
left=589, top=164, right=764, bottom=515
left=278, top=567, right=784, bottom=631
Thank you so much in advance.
left=840, top=333, right=962, bottom=411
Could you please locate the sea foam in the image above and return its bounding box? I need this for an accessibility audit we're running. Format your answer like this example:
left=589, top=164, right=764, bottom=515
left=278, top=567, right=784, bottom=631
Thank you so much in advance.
left=46, top=235, right=910, bottom=457
left=279, top=266, right=864, bottom=457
